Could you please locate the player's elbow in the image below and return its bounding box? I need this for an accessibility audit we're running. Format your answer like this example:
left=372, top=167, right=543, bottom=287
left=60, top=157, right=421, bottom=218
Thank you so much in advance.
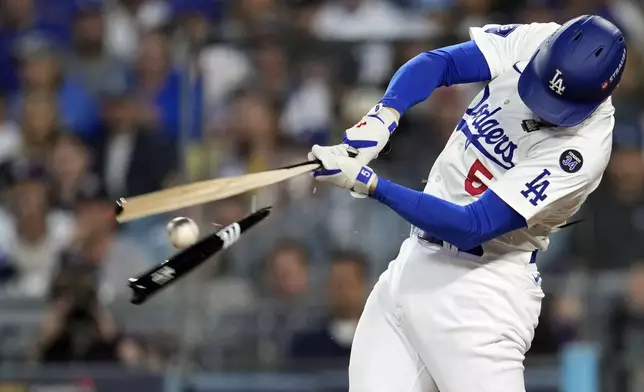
left=449, top=233, right=485, bottom=252
left=448, top=222, right=511, bottom=251
left=419, top=51, right=451, bottom=86
left=455, top=191, right=528, bottom=250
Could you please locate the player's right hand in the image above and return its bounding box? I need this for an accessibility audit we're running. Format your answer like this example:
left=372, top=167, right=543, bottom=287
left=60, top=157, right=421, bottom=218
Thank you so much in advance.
left=308, top=144, right=377, bottom=196
left=342, top=103, right=399, bottom=164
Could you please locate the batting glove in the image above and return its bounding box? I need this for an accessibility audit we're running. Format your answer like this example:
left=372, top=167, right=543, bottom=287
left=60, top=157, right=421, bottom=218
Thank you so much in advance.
left=308, top=144, right=378, bottom=196
left=309, top=104, right=398, bottom=167
left=344, top=103, right=398, bottom=164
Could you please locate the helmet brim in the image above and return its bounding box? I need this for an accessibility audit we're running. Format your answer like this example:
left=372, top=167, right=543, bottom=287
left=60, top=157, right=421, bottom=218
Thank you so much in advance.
left=518, top=61, right=602, bottom=127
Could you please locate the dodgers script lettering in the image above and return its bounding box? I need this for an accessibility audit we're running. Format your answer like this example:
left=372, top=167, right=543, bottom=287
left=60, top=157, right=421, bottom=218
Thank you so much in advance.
left=458, top=86, right=518, bottom=170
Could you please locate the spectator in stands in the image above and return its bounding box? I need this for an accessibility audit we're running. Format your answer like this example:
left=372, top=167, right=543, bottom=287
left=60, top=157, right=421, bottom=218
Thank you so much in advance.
left=451, top=0, right=494, bottom=39
left=0, top=159, right=74, bottom=297
left=263, top=240, right=311, bottom=305
left=216, top=90, right=278, bottom=175
left=89, top=83, right=178, bottom=199
left=59, top=179, right=153, bottom=302
left=289, top=250, right=368, bottom=369
left=0, top=0, right=71, bottom=93
left=188, top=1, right=251, bottom=112
left=172, top=0, right=250, bottom=140
left=32, top=262, right=144, bottom=365
left=0, top=0, right=38, bottom=93
left=66, top=0, right=129, bottom=101
left=18, top=89, right=61, bottom=159
left=256, top=240, right=316, bottom=364
left=251, top=39, right=291, bottom=110
left=212, top=196, right=248, bottom=228
left=313, top=0, right=436, bottom=42
left=170, top=0, right=220, bottom=49
left=104, top=0, right=170, bottom=63
left=0, top=90, right=21, bottom=163
left=278, top=54, right=333, bottom=146
left=47, top=134, right=95, bottom=210
left=0, top=252, right=14, bottom=283
left=571, top=121, right=644, bottom=270
left=607, top=263, right=644, bottom=392
left=204, top=254, right=257, bottom=314
left=130, top=28, right=203, bottom=140
left=117, top=334, right=164, bottom=371
left=312, top=0, right=435, bottom=86
left=226, top=0, right=282, bottom=39
left=11, top=32, right=99, bottom=138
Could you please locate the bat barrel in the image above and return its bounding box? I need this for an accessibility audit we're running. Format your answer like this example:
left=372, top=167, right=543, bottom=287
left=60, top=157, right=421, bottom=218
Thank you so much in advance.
left=128, top=206, right=272, bottom=305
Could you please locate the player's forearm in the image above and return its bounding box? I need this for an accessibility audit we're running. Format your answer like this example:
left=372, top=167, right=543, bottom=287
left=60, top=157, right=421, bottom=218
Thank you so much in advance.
left=370, top=178, right=526, bottom=250
left=379, top=41, right=492, bottom=115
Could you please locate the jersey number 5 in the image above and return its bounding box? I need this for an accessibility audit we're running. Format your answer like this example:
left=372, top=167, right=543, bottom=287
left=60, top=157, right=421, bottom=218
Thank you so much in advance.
left=465, top=159, right=494, bottom=196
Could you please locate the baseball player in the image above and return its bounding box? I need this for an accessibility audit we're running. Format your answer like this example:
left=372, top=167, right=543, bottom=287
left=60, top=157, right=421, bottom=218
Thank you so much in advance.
left=308, top=15, right=626, bottom=391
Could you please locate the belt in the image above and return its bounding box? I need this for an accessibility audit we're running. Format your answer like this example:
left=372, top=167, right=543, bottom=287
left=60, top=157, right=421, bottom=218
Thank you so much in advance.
left=416, top=232, right=538, bottom=263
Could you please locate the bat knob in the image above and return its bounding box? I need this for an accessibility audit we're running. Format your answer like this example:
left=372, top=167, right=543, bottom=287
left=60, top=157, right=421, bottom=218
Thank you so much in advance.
left=128, top=279, right=148, bottom=305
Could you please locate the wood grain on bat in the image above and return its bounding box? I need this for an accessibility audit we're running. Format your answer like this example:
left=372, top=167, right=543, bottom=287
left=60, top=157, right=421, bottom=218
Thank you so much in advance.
left=115, top=162, right=319, bottom=223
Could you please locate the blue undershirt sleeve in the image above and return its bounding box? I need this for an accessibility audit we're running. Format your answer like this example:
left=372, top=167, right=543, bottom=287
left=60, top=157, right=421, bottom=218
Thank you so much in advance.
left=380, top=40, right=491, bottom=115
left=372, top=178, right=527, bottom=250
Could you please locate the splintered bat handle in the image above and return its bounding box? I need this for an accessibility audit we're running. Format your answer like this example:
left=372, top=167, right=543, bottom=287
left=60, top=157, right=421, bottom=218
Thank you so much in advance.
left=128, top=207, right=272, bottom=305
left=114, top=197, right=126, bottom=218
left=237, top=206, right=272, bottom=229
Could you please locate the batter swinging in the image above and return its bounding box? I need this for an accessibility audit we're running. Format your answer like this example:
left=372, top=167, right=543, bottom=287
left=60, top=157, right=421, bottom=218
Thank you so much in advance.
left=309, top=15, right=626, bottom=392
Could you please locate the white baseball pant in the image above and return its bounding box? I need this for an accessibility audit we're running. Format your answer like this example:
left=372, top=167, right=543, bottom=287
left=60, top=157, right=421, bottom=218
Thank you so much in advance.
left=348, top=236, right=544, bottom=392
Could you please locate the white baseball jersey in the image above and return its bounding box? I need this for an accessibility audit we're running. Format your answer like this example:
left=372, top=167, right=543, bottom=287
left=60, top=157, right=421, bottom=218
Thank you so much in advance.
left=422, top=22, right=615, bottom=259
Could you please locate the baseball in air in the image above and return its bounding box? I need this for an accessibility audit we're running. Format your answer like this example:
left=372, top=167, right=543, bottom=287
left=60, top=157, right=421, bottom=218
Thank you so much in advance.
left=167, top=217, right=199, bottom=249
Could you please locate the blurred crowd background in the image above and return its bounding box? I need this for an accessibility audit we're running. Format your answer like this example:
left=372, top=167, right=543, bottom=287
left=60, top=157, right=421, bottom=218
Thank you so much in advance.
left=0, top=0, right=642, bottom=391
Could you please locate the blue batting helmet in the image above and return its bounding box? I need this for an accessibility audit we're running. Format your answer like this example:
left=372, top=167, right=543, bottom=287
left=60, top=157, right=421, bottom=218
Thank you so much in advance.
left=518, top=15, right=627, bottom=127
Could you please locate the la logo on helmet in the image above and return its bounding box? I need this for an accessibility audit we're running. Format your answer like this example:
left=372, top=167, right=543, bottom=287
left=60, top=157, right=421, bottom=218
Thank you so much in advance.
left=548, top=69, right=565, bottom=95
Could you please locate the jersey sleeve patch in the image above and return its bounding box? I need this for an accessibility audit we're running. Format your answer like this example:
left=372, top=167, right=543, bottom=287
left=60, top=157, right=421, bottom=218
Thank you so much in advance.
left=559, top=149, right=583, bottom=173
left=485, top=24, right=522, bottom=38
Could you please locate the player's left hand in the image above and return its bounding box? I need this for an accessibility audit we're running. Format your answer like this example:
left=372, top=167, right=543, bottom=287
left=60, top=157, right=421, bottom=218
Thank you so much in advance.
left=343, top=104, right=399, bottom=165
left=308, top=144, right=378, bottom=196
